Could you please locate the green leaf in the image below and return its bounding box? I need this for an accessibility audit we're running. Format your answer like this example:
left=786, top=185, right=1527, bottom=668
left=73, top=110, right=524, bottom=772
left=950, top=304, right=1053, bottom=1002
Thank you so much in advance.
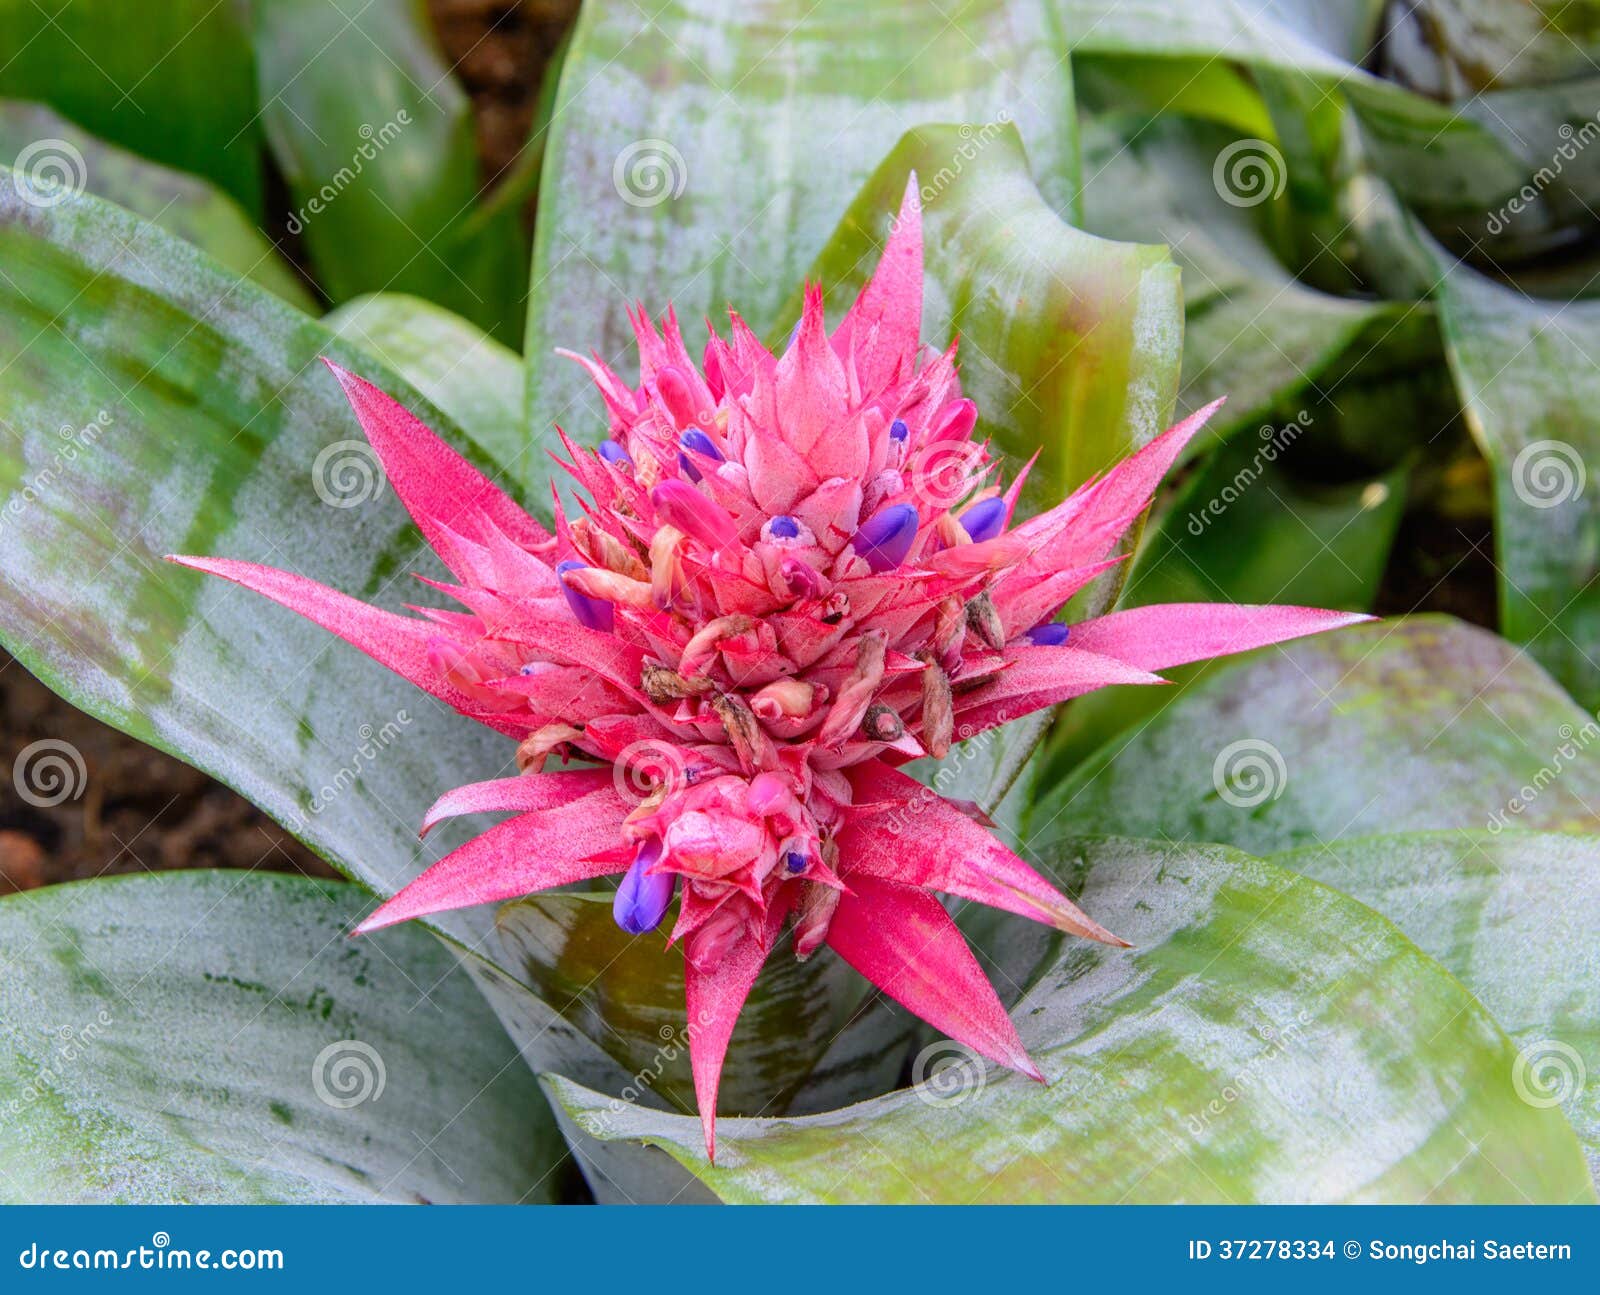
left=0, top=0, right=261, bottom=213
left=1278, top=829, right=1600, bottom=1185
left=1078, top=111, right=1437, bottom=456
left=1037, top=616, right=1600, bottom=854
left=323, top=293, right=535, bottom=497
left=525, top=0, right=1081, bottom=438
left=0, top=871, right=565, bottom=1203
left=1063, top=0, right=1533, bottom=220
left=790, top=122, right=1183, bottom=524
left=0, top=171, right=507, bottom=953
left=1430, top=254, right=1600, bottom=710
left=544, top=838, right=1595, bottom=1203
left=0, top=100, right=311, bottom=310
left=255, top=0, right=528, bottom=344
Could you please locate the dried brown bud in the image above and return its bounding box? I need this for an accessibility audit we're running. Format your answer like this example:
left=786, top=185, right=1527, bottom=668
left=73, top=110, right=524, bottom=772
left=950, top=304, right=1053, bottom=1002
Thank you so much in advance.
left=861, top=702, right=905, bottom=742
left=793, top=883, right=841, bottom=961
left=920, top=658, right=954, bottom=758
left=641, top=662, right=712, bottom=701
left=965, top=590, right=1006, bottom=651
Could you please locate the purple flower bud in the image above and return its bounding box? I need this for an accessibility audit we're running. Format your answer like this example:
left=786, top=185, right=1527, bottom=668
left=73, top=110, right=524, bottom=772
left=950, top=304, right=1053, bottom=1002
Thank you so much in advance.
left=889, top=418, right=909, bottom=443
left=598, top=439, right=631, bottom=467
left=851, top=503, right=920, bottom=572
left=1024, top=622, right=1070, bottom=646
left=783, top=849, right=808, bottom=875
left=556, top=560, right=615, bottom=632
left=679, top=427, right=723, bottom=461
left=958, top=496, right=1007, bottom=543
left=768, top=514, right=800, bottom=539
left=613, top=840, right=676, bottom=934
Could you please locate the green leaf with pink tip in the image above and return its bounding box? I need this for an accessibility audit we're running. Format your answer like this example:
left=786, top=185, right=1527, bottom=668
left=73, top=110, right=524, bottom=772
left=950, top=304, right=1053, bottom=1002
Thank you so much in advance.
left=542, top=837, right=1595, bottom=1203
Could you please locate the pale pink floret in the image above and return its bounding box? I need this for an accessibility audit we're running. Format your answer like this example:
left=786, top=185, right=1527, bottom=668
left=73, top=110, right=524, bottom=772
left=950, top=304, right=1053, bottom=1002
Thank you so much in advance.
left=168, top=175, right=1368, bottom=1161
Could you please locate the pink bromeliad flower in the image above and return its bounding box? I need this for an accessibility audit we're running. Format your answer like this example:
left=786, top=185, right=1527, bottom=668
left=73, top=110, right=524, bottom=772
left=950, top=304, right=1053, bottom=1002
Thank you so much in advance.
left=170, top=179, right=1365, bottom=1159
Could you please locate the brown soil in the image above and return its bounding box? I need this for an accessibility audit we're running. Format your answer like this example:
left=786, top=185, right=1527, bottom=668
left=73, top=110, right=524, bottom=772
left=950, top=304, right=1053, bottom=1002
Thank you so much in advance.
left=1, top=1, right=575, bottom=895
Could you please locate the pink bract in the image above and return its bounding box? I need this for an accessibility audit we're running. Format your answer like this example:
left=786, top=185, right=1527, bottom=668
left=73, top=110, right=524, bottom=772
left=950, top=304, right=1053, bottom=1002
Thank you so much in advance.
left=169, top=177, right=1367, bottom=1160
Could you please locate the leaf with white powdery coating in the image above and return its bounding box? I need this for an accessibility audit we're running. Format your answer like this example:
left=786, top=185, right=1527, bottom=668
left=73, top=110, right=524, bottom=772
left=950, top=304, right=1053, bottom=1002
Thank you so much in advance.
left=0, top=872, right=564, bottom=1203
left=543, top=838, right=1594, bottom=1203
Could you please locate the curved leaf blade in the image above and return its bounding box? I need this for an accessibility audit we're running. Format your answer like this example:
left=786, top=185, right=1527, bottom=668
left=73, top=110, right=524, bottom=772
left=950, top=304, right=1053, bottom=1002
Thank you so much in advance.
left=0, top=871, right=565, bottom=1203
left=0, top=100, right=311, bottom=310
left=525, top=0, right=1081, bottom=437
left=0, top=0, right=261, bottom=213
left=545, top=838, right=1595, bottom=1203
left=255, top=0, right=528, bottom=343
left=1039, top=616, right=1600, bottom=854
left=1279, top=829, right=1600, bottom=1185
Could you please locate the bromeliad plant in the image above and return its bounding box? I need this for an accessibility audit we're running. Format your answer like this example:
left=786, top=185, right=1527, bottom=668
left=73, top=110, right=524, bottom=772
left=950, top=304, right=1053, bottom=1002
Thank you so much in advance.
left=170, top=180, right=1363, bottom=1158
left=1, top=0, right=1598, bottom=1208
